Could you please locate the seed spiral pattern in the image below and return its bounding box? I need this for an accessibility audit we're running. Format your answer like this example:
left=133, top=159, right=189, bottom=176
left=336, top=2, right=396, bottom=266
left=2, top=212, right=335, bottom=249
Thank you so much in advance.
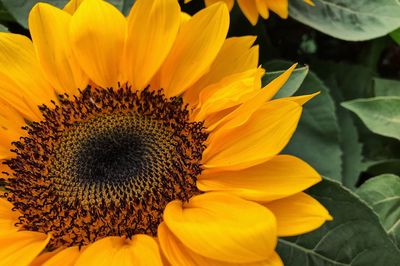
left=2, top=86, right=208, bottom=249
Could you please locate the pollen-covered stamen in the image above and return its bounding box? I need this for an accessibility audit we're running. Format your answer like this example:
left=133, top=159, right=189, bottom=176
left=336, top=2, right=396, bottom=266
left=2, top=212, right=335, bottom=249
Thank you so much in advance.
left=2, top=86, right=208, bottom=249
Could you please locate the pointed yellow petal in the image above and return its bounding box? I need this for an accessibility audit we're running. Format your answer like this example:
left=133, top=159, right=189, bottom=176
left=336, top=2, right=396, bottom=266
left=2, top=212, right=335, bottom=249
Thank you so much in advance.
left=283, top=91, right=320, bottom=105
left=70, top=0, right=126, bottom=88
left=255, top=0, right=269, bottom=19
left=75, top=235, right=163, bottom=266
left=206, top=64, right=296, bottom=132
left=194, top=68, right=264, bottom=122
left=63, top=0, right=85, bottom=14
left=158, top=3, right=229, bottom=97
left=205, top=0, right=235, bottom=10
left=184, top=36, right=259, bottom=106
left=30, top=248, right=61, bottom=266
left=159, top=223, right=282, bottom=266
left=265, top=0, right=288, bottom=19
left=124, top=0, right=180, bottom=89
left=0, top=231, right=50, bottom=266
left=263, top=192, right=332, bottom=236
left=41, top=247, right=81, bottom=266
left=204, top=99, right=302, bottom=170
left=304, top=0, right=315, bottom=6
left=237, top=0, right=259, bottom=25
left=163, top=192, right=277, bottom=263
left=198, top=155, right=321, bottom=201
left=0, top=33, right=55, bottom=120
left=29, top=3, right=88, bottom=95
left=0, top=199, right=20, bottom=236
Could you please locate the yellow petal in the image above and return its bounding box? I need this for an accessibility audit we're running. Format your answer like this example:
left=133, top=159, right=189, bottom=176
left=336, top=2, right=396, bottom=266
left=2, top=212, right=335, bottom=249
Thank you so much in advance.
left=0, top=33, right=55, bottom=121
left=263, top=192, right=332, bottom=236
left=124, top=0, right=180, bottom=89
left=29, top=3, right=88, bottom=96
left=283, top=92, right=320, bottom=105
left=206, top=64, right=296, bottom=132
left=0, top=99, right=26, bottom=157
left=163, top=192, right=277, bottom=263
left=30, top=248, right=61, bottom=266
left=303, top=0, right=315, bottom=6
left=184, top=36, right=259, bottom=106
left=157, top=3, right=229, bottom=97
left=70, top=0, right=127, bottom=88
left=63, top=0, right=85, bottom=14
left=41, top=246, right=81, bottom=266
left=194, top=68, right=264, bottom=122
left=237, top=0, right=259, bottom=25
left=255, top=0, right=269, bottom=19
left=204, top=99, right=302, bottom=170
left=0, top=199, right=20, bottom=236
left=198, top=155, right=321, bottom=202
left=205, top=0, right=235, bottom=10
left=159, top=223, right=282, bottom=266
left=0, top=231, right=50, bottom=266
left=265, top=0, right=288, bottom=19
left=75, top=235, right=163, bottom=266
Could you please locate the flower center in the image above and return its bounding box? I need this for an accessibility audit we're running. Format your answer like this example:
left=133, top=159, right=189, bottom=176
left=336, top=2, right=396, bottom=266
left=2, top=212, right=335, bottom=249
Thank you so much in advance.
left=2, top=86, right=208, bottom=249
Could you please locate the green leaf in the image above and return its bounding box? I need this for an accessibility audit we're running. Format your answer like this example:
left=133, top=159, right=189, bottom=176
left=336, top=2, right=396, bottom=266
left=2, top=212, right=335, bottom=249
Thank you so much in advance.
left=1, top=0, right=135, bottom=28
left=289, top=0, right=400, bottom=41
left=374, top=77, right=400, bottom=97
left=262, top=60, right=309, bottom=99
left=357, top=174, right=400, bottom=247
left=278, top=178, right=400, bottom=265
left=342, top=97, right=400, bottom=140
left=284, top=72, right=342, bottom=181
left=390, top=28, right=400, bottom=45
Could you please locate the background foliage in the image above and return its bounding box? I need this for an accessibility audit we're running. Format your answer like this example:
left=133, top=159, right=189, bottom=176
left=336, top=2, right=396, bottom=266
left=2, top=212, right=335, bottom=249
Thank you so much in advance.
left=0, top=0, right=399, bottom=264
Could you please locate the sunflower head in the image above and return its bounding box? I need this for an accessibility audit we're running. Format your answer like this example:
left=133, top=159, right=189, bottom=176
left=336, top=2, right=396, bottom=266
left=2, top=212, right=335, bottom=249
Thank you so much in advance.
left=0, top=0, right=330, bottom=265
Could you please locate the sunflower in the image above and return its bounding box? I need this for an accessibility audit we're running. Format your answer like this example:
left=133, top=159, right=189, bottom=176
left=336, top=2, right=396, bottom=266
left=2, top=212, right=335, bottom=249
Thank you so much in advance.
left=0, top=0, right=331, bottom=265
left=185, top=0, right=314, bottom=25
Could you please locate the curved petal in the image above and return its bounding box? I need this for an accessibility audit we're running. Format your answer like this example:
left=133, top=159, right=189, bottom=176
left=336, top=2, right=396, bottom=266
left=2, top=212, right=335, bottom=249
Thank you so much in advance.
left=157, top=3, right=229, bottom=97
left=40, top=246, right=81, bottom=266
left=159, top=223, right=282, bottom=266
left=194, top=68, right=264, bottom=122
left=75, top=235, right=163, bottom=266
left=205, top=64, right=296, bottom=132
left=184, top=36, right=258, bottom=106
left=205, top=0, right=235, bottom=10
left=0, top=33, right=55, bottom=121
left=265, top=0, right=288, bottom=19
left=0, top=199, right=20, bottom=236
left=0, top=231, right=50, bottom=266
left=198, top=155, right=321, bottom=201
left=29, top=3, right=88, bottom=95
left=124, top=0, right=180, bottom=89
left=63, top=0, right=85, bottom=14
left=203, top=99, right=302, bottom=171
left=0, top=99, right=26, bottom=159
left=237, top=0, right=259, bottom=25
left=255, top=0, right=269, bottom=19
left=263, top=192, right=333, bottom=236
left=163, top=192, right=277, bottom=263
left=70, top=0, right=127, bottom=88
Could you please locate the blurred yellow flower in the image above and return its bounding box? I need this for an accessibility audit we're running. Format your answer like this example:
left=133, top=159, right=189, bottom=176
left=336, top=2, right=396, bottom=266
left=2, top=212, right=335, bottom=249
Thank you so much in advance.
left=186, top=0, right=314, bottom=25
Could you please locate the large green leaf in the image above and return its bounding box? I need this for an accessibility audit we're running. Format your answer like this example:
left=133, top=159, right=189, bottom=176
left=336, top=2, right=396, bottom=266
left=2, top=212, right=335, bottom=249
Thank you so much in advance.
left=262, top=60, right=309, bottom=98
left=390, top=28, right=400, bottom=44
left=342, top=97, right=400, bottom=140
left=284, top=72, right=342, bottom=181
left=374, top=77, right=400, bottom=97
left=357, top=174, right=400, bottom=248
left=357, top=174, right=400, bottom=247
left=277, top=178, right=400, bottom=265
left=1, top=0, right=135, bottom=28
left=289, top=0, right=400, bottom=41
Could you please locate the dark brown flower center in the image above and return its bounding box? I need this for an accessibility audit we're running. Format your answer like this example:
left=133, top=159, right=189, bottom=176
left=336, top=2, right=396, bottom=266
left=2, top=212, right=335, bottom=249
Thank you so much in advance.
left=2, top=86, right=208, bottom=249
